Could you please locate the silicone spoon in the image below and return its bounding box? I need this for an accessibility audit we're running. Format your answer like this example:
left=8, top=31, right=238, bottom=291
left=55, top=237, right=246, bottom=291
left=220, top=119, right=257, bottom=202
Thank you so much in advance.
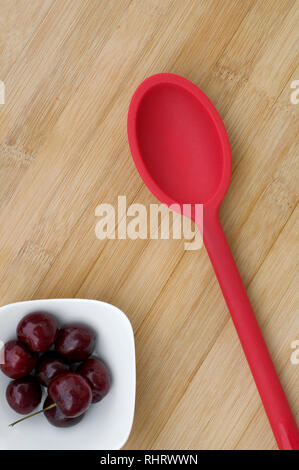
left=127, top=73, right=299, bottom=450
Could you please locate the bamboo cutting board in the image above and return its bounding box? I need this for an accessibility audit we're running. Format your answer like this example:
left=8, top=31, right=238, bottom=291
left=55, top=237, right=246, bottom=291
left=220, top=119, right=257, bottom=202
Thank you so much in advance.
left=0, top=0, right=298, bottom=450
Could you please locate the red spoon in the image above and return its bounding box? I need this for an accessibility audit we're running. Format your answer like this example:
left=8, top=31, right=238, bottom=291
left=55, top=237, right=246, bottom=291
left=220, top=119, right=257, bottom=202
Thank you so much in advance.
left=127, top=73, right=299, bottom=450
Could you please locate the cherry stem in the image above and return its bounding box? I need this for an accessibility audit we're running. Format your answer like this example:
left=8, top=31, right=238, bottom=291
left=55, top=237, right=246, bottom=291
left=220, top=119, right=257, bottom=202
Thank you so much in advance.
left=9, top=403, right=57, bottom=427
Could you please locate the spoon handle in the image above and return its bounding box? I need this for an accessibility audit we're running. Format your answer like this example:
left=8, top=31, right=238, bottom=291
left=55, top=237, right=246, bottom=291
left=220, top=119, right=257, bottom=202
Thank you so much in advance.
left=203, top=210, right=299, bottom=450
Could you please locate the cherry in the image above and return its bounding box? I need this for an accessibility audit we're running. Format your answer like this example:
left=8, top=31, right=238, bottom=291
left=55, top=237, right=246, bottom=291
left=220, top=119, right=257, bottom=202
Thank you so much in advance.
left=0, top=340, right=37, bottom=379
left=78, top=358, right=111, bottom=403
left=43, top=395, right=84, bottom=427
left=55, top=324, right=96, bottom=362
left=49, top=372, right=92, bottom=417
left=6, top=378, right=42, bottom=414
left=17, top=312, right=59, bottom=353
left=36, top=352, right=70, bottom=387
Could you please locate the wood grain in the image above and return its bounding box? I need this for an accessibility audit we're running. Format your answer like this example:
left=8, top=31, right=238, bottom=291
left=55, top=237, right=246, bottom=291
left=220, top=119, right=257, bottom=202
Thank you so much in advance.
left=0, top=0, right=298, bottom=449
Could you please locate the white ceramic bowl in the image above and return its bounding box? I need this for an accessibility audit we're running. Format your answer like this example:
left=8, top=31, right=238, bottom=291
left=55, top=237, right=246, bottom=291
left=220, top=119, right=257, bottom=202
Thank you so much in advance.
left=0, top=299, right=135, bottom=450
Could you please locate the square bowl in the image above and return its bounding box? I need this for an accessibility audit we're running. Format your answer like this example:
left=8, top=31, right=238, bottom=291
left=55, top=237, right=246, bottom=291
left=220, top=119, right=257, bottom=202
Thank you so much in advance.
left=0, top=298, right=135, bottom=450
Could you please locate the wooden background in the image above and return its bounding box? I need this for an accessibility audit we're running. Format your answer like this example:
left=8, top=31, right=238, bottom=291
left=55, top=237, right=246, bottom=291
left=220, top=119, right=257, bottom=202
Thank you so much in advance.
left=0, top=0, right=298, bottom=450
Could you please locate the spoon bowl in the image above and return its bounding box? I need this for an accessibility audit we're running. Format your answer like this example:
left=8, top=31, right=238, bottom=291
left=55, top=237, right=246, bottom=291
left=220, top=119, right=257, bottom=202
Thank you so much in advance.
left=129, top=74, right=230, bottom=208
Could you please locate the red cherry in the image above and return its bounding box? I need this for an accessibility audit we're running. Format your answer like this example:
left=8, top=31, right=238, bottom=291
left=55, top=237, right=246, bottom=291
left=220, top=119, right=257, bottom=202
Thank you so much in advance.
left=43, top=395, right=84, bottom=427
left=78, top=358, right=111, bottom=403
left=36, top=352, right=70, bottom=387
left=55, top=324, right=96, bottom=362
left=48, top=372, right=92, bottom=418
left=0, top=340, right=37, bottom=379
left=17, top=312, right=58, bottom=352
left=6, top=378, right=42, bottom=414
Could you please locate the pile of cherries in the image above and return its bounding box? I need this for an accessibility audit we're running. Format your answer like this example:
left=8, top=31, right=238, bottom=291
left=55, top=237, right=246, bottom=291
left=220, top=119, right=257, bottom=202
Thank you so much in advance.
left=0, top=312, right=110, bottom=427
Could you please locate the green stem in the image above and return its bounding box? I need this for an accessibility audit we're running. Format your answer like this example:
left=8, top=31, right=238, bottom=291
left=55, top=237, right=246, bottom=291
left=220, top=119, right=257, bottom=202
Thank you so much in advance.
left=9, top=403, right=57, bottom=427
